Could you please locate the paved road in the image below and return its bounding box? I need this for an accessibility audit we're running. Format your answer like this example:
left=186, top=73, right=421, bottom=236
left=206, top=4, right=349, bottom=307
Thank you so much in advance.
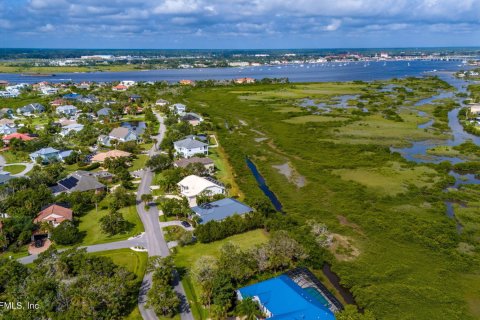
left=18, top=236, right=147, bottom=264
left=137, top=112, right=194, bottom=320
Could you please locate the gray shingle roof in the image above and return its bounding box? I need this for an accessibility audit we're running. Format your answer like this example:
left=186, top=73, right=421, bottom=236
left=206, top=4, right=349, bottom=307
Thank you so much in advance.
left=174, top=137, right=208, bottom=149
left=109, top=127, right=133, bottom=140
left=191, top=198, right=253, bottom=224
left=52, top=171, right=105, bottom=193
left=174, top=157, right=213, bottom=168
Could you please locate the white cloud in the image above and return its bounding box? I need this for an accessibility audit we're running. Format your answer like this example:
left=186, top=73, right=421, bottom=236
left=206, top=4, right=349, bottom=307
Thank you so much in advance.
left=38, top=23, right=55, bottom=32
left=1, top=0, right=479, bottom=46
left=153, top=0, right=200, bottom=14
left=323, top=19, right=342, bottom=31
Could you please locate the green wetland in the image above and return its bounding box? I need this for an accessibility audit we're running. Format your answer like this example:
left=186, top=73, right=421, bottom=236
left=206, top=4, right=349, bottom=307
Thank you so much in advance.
left=175, top=75, right=480, bottom=319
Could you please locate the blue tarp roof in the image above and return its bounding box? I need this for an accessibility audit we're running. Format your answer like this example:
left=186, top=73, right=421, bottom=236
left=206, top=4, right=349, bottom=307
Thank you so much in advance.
left=238, top=275, right=335, bottom=320
left=191, top=198, right=253, bottom=224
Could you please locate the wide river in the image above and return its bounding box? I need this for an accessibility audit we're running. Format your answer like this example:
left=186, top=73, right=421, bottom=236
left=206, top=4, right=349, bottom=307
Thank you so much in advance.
left=0, top=60, right=466, bottom=84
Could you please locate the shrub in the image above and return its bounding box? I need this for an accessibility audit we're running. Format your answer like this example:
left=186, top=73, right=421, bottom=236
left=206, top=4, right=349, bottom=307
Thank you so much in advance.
left=51, top=221, right=81, bottom=245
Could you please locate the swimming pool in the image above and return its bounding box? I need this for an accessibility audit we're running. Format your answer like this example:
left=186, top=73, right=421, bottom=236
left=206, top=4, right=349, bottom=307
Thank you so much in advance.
left=304, top=287, right=331, bottom=308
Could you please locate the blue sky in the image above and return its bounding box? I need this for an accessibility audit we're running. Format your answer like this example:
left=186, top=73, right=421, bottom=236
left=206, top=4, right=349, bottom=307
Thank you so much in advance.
left=1, top=0, right=480, bottom=49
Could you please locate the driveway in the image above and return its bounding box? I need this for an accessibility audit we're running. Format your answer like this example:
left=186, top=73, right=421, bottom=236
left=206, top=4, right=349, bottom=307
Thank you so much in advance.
left=0, top=154, right=35, bottom=177
left=9, top=162, right=35, bottom=176
left=18, top=236, right=147, bottom=265
left=159, top=221, right=195, bottom=232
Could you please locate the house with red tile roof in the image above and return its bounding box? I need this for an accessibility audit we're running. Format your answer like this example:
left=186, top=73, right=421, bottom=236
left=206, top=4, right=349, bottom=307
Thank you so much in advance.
left=34, top=204, right=73, bottom=228
left=112, top=84, right=128, bottom=91
left=51, top=98, right=66, bottom=107
left=2, top=133, right=36, bottom=145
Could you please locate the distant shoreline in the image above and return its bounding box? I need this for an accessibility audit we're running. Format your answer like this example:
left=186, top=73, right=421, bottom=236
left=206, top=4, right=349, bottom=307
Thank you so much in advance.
left=0, top=58, right=475, bottom=75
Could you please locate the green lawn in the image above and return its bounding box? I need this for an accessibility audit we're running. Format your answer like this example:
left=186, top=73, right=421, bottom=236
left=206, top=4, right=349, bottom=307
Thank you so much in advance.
left=1, top=245, right=29, bottom=260
left=129, top=154, right=149, bottom=172
left=174, top=229, right=269, bottom=319
left=208, top=148, right=243, bottom=199
left=78, top=203, right=144, bottom=246
left=90, top=249, right=148, bottom=320
left=175, top=229, right=269, bottom=267
left=91, top=248, right=147, bottom=278
left=3, top=164, right=26, bottom=174
left=1, top=151, right=29, bottom=164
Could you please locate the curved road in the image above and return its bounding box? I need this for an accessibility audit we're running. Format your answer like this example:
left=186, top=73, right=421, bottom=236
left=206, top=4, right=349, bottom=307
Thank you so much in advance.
left=0, top=154, right=35, bottom=176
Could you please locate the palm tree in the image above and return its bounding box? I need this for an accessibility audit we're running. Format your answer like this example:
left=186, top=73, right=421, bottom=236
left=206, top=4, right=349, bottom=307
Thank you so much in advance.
left=141, top=193, right=154, bottom=206
left=236, top=297, right=264, bottom=320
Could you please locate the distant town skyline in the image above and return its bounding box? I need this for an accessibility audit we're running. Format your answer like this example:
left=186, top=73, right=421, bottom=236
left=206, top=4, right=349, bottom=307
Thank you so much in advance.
left=1, top=0, right=480, bottom=49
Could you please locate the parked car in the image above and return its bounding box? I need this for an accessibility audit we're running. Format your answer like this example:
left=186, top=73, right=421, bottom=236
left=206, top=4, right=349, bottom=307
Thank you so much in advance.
left=181, top=221, right=191, bottom=228
left=34, top=239, right=44, bottom=248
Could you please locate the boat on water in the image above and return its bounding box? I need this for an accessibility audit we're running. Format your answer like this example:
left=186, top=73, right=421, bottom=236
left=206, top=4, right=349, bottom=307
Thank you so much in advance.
left=21, top=73, right=56, bottom=77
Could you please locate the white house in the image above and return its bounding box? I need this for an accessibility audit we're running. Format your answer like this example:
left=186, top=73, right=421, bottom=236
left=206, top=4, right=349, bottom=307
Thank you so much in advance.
left=156, top=99, right=169, bottom=107
left=29, top=147, right=73, bottom=163
left=41, top=86, right=58, bottom=95
left=98, top=127, right=139, bottom=146
left=470, top=104, right=480, bottom=115
left=171, top=103, right=187, bottom=116
left=60, top=123, right=84, bottom=137
left=177, top=175, right=225, bottom=206
left=56, top=105, right=78, bottom=117
left=120, top=80, right=136, bottom=87
left=0, top=123, right=16, bottom=135
left=173, top=136, right=208, bottom=158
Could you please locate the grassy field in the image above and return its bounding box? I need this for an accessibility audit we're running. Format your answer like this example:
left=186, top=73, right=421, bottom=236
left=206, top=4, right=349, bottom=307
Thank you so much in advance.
left=174, top=229, right=269, bottom=319
left=333, top=162, right=441, bottom=195
left=284, top=115, right=351, bottom=123
left=174, top=78, right=480, bottom=319
left=78, top=202, right=144, bottom=246
left=129, top=154, right=149, bottom=172
left=1, top=151, right=29, bottom=164
left=2, top=164, right=26, bottom=174
left=208, top=147, right=243, bottom=199
left=91, top=248, right=147, bottom=278
left=90, top=249, right=148, bottom=320
left=175, top=229, right=268, bottom=268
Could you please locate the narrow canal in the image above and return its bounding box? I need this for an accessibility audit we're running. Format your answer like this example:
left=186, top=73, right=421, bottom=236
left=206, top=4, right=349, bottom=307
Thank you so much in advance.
left=245, top=157, right=283, bottom=212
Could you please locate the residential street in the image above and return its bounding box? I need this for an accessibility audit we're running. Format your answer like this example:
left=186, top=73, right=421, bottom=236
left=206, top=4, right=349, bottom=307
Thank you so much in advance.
left=136, top=112, right=194, bottom=320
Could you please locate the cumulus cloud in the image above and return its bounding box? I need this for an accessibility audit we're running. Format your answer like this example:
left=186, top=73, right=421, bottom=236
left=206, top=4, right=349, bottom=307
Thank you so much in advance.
left=323, top=19, right=342, bottom=31
left=0, top=0, right=479, bottom=47
left=38, top=23, right=55, bottom=32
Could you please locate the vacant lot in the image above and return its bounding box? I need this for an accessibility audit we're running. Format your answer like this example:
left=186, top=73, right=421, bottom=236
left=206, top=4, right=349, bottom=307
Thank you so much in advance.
left=79, top=202, right=144, bottom=246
